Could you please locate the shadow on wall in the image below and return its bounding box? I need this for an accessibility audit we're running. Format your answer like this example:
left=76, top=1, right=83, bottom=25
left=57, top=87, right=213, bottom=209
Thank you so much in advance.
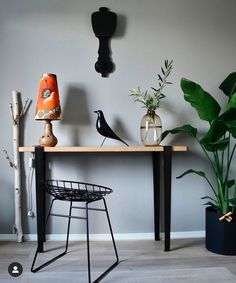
left=62, top=86, right=91, bottom=126
left=109, top=13, right=128, bottom=76
left=112, top=116, right=132, bottom=146
left=61, top=86, right=91, bottom=145
left=114, top=13, right=127, bottom=38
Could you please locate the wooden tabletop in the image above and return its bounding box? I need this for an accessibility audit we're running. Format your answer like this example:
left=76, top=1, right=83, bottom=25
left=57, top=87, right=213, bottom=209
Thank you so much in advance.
left=19, top=146, right=188, bottom=153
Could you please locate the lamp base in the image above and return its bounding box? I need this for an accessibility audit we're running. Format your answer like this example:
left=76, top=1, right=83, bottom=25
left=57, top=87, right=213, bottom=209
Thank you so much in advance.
left=39, top=120, right=58, bottom=147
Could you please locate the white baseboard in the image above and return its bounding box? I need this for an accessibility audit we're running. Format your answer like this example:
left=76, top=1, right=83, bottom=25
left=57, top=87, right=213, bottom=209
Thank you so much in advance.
left=0, top=234, right=17, bottom=241
left=169, top=231, right=205, bottom=239
left=0, top=231, right=205, bottom=241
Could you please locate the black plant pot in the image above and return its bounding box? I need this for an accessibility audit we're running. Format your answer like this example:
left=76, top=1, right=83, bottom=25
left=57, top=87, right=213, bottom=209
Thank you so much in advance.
left=206, top=206, right=236, bottom=255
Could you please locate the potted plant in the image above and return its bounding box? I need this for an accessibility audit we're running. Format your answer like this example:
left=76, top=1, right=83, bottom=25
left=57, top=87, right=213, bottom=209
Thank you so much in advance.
left=129, top=59, right=173, bottom=146
left=162, top=73, right=236, bottom=255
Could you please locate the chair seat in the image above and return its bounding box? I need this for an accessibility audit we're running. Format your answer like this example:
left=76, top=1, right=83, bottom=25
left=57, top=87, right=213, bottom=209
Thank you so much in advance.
left=43, top=180, right=113, bottom=202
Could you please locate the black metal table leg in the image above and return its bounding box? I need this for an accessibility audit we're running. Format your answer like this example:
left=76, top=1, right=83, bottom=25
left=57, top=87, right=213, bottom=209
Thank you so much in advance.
left=152, top=152, right=161, bottom=241
left=164, top=146, right=172, bottom=251
left=35, top=146, right=46, bottom=252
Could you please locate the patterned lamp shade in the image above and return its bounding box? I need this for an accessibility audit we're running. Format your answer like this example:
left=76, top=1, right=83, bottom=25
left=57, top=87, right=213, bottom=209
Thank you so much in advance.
left=35, top=73, right=61, bottom=120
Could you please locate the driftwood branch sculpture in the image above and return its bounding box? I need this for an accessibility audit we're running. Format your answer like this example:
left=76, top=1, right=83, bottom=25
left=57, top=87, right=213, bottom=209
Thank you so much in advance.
left=3, top=91, right=31, bottom=242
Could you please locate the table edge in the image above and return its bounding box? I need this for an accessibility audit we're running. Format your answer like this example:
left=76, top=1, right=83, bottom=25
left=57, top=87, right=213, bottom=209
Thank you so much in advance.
left=19, top=145, right=188, bottom=153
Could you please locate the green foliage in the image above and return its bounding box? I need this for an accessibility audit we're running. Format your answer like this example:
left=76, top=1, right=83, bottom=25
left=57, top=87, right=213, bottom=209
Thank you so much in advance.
left=219, top=72, right=236, bottom=97
left=181, top=78, right=221, bottom=123
left=161, top=124, right=197, bottom=140
left=162, top=73, right=236, bottom=214
left=129, top=60, right=173, bottom=112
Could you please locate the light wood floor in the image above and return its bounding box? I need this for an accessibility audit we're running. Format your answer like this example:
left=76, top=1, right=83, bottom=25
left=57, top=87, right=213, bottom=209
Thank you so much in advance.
left=1, top=238, right=236, bottom=282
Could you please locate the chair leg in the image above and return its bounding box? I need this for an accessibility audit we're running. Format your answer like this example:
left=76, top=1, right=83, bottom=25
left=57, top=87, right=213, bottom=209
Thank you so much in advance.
left=65, top=200, right=73, bottom=252
left=31, top=200, right=73, bottom=273
left=31, top=198, right=119, bottom=282
left=85, top=199, right=119, bottom=283
left=86, top=202, right=92, bottom=283
left=103, top=198, right=119, bottom=263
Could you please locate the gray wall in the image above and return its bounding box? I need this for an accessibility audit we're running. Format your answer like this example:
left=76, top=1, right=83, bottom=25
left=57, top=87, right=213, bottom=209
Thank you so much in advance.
left=1, top=0, right=236, bottom=236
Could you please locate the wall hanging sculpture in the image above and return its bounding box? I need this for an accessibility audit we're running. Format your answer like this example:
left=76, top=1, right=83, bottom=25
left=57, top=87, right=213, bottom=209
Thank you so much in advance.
left=91, top=7, right=117, bottom=77
left=94, top=110, right=129, bottom=146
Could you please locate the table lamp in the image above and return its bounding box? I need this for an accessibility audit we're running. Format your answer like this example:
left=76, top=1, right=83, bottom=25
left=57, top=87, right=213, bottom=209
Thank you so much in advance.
left=35, top=73, right=61, bottom=147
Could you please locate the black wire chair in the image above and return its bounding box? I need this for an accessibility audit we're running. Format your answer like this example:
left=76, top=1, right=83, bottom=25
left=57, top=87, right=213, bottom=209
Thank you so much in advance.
left=31, top=180, right=119, bottom=283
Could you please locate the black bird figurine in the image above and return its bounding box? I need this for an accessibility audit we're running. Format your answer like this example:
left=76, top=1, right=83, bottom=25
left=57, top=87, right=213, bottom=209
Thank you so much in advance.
left=94, top=110, right=129, bottom=146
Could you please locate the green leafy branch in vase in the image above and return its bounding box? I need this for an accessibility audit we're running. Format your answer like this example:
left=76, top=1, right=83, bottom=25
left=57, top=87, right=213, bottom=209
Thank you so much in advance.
left=129, top=59, right=173, bottom=112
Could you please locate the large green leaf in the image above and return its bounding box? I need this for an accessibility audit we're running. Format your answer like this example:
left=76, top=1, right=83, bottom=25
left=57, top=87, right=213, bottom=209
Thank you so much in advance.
left=176, top=169, right=206, bottom=179
left=161, top=124, right=197, bottom=140
left=200, top=118, right=227, bottom=151
left=229, top=198, right=236, bottom=207
left=181, top=78, right=221, bottom=123
left=203, top=201, right=219, bottom=210
left=219, top=72, right=236, bottom=97
left=227, top=92, right=236, bottom=109
left=227, top=179, right=235, bottom=189
left=223, top=122, right=236, bottom=138
left=201, top=196, right=217, bottom=203
left=220, top=107, right=236, bottom=123
left=200, top=107, right=236, bottom=148
left=220, top=108, right=236, bottom=138
left=201, top=137, right=229, bottom=152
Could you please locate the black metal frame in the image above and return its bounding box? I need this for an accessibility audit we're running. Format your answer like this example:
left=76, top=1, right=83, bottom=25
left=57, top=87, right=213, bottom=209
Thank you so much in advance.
left=34, top=146, right=173, bottom=252
left=31, top=181, right=119, bottom=283
left=152, top=146, right=172, bottom=251
left=163, top=146, right=172, bottom=252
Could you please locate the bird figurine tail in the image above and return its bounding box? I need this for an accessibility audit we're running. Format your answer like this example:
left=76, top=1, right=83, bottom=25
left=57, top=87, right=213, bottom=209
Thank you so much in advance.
left=94, top=110, right=129, bottom=146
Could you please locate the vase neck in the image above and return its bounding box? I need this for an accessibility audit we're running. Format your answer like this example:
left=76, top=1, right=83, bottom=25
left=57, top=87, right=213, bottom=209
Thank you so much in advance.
left=147, top=110, right=156, bottom=117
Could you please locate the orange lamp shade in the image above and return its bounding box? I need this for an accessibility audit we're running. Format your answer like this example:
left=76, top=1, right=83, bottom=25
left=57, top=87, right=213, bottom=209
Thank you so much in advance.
left=35, top=73, right=61, bottom=120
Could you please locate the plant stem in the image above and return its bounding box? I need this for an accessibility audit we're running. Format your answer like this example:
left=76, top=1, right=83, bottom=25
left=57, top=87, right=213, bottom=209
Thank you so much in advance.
left=197, top=138, right=217, bottom=175
left=204, top=175, right=220, bottom=203
left=196, top=137, right=226, bottom=211
left=224, top=143, right=236, bottom=211
left=220, top=133, right=226, bottom=181
left=233, top=180, right=236, bottom=214
left=214, top=151, right=226, bottom=212
left=224, top=142, right=236, bottom=188
left=214, top=151, right=221, bottom=177
left=217, top=177, right=225, bottom=213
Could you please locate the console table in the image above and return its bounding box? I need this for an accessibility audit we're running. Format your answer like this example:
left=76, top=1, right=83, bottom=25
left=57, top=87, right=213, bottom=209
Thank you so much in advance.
left=19, top=145, right=187, bottom=252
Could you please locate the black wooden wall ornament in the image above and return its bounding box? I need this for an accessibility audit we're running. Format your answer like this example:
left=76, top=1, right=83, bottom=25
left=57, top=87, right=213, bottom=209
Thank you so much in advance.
left=91, top=7, right=117, bottom=77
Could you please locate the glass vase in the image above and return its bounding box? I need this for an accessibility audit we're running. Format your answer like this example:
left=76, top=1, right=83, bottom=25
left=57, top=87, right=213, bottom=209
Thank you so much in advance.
left=140, top=110, right=162, bottom=146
